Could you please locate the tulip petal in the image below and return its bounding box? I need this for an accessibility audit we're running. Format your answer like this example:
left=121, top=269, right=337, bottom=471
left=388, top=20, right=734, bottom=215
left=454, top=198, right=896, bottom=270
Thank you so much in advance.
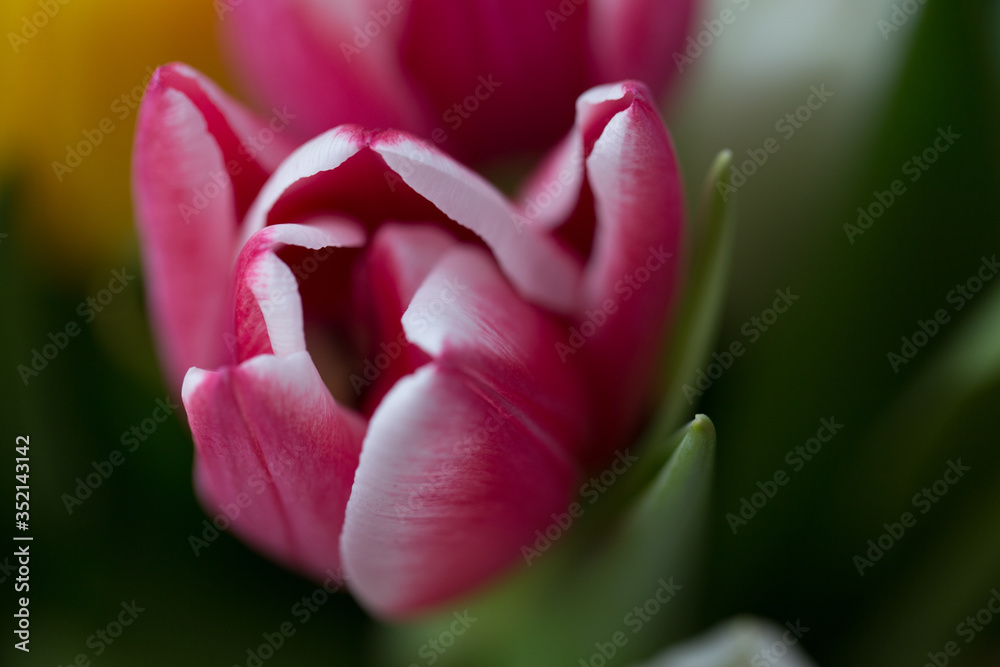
left=588, top=0, right=695, bottom=96
left=396, top=0, right=588, bottom=159
left=515, top=133, right=587, bottom=232
left=233, top=220, right=366, bottom=362
left=581, top=83, right=684, bottom=445
left=183, top=351, right=365, bottom=582
left=399, top=246, right=587, bottom=447
left=372, top=133, right=582, bottom=312
left=367, top=224, right=458, bottom=314
left=238, top=126, right=582, bottom=313
left=160, top=63, right=295, bottom=177
left=342, top=365, right=579, bottom=618
left=529, top=81, right=685, bottom=465
left=237, top=126, right=367, bottom=247
left=221, top=0, right=694, bottom=162
left=342, top=246, right=588, bottom=617
left=222, top=0, right=432, bottom=142
left=132, top=63, right=293, bottom=390
left=355, top=223, right=458, bottom=411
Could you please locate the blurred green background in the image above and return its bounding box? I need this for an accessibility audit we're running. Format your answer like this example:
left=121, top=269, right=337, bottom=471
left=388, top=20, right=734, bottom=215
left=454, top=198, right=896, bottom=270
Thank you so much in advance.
left=2, top=0, right=999, bottom=665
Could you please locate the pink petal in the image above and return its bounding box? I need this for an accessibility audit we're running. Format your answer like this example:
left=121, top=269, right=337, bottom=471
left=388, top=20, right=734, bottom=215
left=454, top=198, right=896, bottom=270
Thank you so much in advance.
left=372, top=133, right=582, bottom=312
left=588, top=0, right=696, bottom=96
left=222, top=1, right=694, bottom=162
left=515, top=132, right=587, bottom=232
left=232, top=220, right=366, bottom=363
left=237, top=126, right=368, bottom=247
left=583, top=83, right=684, bottom=442
left=396, top=0, right=589, bottom=160
left=354, top=223, right=458, bottom=412
left=400, top=247, right=588, bottom=447
left=528, top=81, right=685, bottom=466
left=183, top=351, right=365, bottom=582
left=132, top=63, right=293, bottom=392
left=578, top=82, right=684, bottom=316
left=342, top=246, right=589, bottom=617
left=237, top=126, right=582, bottom=313
left=221, top=0, right=432, bottom=143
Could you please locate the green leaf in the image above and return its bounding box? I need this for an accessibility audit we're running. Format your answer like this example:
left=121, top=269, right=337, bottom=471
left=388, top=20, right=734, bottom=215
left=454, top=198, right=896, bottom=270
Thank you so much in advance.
left=831, top=284, right=1000, bottom=664
left=568, top=414, right=716, bottom=650
left=842, top=467, right=1000, bottom=667
left=840, top=279, right=1000, bottom=517
left=656, top=151, right=738, bottom=439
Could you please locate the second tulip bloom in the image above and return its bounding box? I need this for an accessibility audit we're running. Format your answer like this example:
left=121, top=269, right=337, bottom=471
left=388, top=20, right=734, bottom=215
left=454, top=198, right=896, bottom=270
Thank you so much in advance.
left=220, top=0, right=695, bottom=162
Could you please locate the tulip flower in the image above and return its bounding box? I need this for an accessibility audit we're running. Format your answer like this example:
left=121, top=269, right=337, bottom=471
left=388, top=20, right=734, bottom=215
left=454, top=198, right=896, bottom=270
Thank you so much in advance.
left=132, top=63, right=684, bottom=617
left=219, top=0, right=695, bottom=162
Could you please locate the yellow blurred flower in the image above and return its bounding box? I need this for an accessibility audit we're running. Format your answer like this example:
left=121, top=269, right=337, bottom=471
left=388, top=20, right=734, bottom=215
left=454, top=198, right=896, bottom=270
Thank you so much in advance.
left=1, top=0, right=230, bottom=278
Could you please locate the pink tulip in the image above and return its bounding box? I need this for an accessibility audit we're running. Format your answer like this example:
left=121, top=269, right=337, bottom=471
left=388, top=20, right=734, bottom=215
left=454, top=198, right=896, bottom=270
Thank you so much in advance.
left=220, top=0, right=695, bottom=162
left=132, top=63, right=684, bottom=617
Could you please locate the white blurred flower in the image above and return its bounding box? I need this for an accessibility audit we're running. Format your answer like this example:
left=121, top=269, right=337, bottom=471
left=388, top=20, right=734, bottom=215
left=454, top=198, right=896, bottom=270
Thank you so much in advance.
left=634, top=617, right=818, bottom=667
